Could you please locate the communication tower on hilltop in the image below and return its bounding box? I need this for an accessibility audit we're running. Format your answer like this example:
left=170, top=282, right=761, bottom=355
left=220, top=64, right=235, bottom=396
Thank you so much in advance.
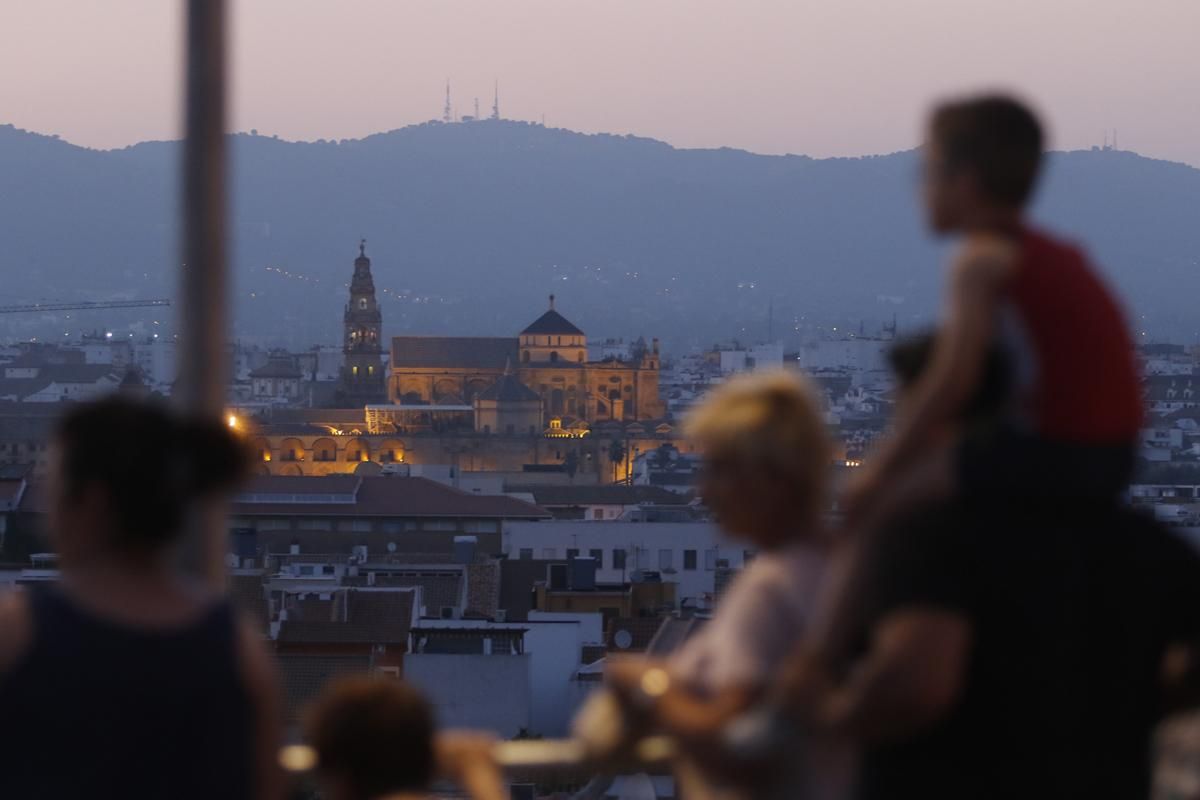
left=491, top=82, right=500, bottom=120
left=443, top=80, right=452, bottom=123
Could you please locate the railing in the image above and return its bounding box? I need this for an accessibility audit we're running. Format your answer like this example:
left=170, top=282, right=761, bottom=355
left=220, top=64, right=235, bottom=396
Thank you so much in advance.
left=279, top=735, right=677, bottom=773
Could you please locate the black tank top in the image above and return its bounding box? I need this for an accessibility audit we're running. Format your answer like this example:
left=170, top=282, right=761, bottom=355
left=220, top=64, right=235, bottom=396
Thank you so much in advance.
left=0, top=585, right=256, bottom=800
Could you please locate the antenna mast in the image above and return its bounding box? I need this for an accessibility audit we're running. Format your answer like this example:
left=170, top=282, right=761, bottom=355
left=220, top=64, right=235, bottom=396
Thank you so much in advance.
left=443, top=80, right=452, bottom=123
left=492, top=81, right=500, bottom=120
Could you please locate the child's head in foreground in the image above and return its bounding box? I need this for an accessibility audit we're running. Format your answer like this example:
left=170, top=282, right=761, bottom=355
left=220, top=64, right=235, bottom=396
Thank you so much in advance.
left=923, top=93, right=1044, bottom=234
left=687, top=370, right=830, bottom=548
left=305, top=677, right=436, bottom=800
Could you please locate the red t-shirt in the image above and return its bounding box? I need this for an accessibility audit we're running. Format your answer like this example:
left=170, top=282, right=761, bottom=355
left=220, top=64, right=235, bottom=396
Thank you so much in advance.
left=1000, top=227, right=1143, bottom=443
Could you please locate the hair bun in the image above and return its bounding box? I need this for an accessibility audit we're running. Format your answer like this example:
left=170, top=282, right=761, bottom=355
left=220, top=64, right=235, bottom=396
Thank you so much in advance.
left=174, top=417, right=250, bottom=498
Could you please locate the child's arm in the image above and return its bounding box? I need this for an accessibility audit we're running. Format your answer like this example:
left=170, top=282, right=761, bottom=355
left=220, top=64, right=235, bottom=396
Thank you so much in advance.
left=606, top=658, right=759, bottom=742
left=847, top=236, right=1016, bottom=513
left=437, top=732, right=508, bottom=800
left=781, top=607, right=972, bottom=744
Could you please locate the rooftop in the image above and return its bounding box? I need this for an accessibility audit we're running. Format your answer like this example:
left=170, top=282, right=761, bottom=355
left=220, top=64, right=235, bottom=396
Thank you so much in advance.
left=521, top=307, right=585, bottom=337
left=390, top=336, right=518, bottom=370
left=231, top=475, right=550, bottom=519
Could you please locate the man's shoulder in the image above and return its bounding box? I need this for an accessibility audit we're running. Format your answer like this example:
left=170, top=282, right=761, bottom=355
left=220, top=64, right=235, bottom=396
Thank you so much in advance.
left=1020, top=225, right=1089, bottom=268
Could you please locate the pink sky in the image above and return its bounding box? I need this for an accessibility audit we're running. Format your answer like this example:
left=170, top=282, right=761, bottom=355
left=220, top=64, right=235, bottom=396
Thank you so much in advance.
left=3, top=0, right=1198, bottom=165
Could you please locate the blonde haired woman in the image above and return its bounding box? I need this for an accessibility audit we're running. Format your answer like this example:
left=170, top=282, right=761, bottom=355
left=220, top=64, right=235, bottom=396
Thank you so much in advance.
left=598, top=370, right=850, bottom=799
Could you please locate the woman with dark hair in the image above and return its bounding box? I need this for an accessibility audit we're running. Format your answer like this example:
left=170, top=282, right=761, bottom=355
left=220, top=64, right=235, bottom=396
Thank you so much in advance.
left=0, top=397, right=282, bottom=800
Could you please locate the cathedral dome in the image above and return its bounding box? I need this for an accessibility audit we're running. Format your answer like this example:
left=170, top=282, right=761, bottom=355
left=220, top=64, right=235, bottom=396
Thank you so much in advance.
left=521, top=295, right=584, bottom=337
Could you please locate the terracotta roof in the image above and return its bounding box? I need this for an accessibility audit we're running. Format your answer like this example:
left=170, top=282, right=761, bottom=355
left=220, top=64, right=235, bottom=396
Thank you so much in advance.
left=232, top=476, right=550, bottom=519
left=507, top=484, right=684, bottom=507
left=343, top=572, right=464, bottom=610
left=477, top=373, right=540, bottom=403
left=390, top=336, right=518, bottom=370
left=239, top=475, right=363, bottom=496
left=521, top=309, right=584, bottom=336
left=277, top=654, right=373, bottom=722
left=269, top=408, right=369, bottom=426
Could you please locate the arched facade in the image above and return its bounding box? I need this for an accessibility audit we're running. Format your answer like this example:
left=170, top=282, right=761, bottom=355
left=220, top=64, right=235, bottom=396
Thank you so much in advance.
left=378, top=439, right=405, bottom=463
left=344, top=437, right=370, bottom=462
left=312, top=437, right=338, bottom=462
left=279, top=438, right=305, bottom=463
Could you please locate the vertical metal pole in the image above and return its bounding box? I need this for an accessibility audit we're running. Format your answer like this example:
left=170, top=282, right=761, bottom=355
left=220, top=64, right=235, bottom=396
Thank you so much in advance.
left=179, top=0, right=229, bottom=587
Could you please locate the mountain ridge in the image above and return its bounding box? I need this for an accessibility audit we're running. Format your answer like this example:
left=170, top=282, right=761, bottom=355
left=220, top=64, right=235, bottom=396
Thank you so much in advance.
left=1, top=120, right=1197, bottom=349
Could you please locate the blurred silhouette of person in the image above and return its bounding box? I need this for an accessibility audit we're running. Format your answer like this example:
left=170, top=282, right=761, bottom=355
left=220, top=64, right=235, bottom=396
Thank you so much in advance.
left=0, top=397, right=282, bottom=800
left=844, top=94, right=1143, bottom=533
left=589, top=371, right=850, bottom=799
left=784, top=333, right=1200, bottom=800
left=305, top=677, right=507, bottom=800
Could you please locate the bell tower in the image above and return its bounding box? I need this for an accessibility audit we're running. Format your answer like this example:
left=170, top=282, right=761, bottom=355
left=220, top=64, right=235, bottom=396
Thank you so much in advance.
left=340, top=239, right=385, bottom=405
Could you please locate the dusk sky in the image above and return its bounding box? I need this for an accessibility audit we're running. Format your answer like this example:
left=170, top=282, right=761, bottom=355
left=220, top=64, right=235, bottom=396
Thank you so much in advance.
left=4, top=0, right=1198, bottom=166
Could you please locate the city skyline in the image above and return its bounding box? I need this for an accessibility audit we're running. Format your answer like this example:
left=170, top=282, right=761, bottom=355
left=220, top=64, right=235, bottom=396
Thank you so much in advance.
left=3, top=0, right=1199, bottom=167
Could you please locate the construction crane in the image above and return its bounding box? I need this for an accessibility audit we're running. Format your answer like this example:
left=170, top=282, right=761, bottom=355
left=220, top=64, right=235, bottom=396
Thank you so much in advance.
left=0, top=299, right=171, bottom=314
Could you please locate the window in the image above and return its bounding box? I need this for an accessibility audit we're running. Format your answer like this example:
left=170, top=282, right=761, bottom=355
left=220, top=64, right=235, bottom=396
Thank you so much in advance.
left=422, top=520, right=457, bottom=531
left=299, top=518, right=332, bottom=531
left=705, top=549, right=717, bottom=571
left=381, top=520, right=403, bottom=535
left=683, top=549, right=697, bottom=571
left=297, top=565, right=315, bottom=576
left=567, top=548, right=580, bottom=560
left=519, top=548, right=534, bottom=560
left=542, top=547, right=557, bottom=559
left=463, top=520, right=498, bottom=533
left=658, top=549, right=673, bottom=570
left=589, top=548, right=604, bottom=567
left=592, top=508, right=605, bottom=520
left=613, top=548, right=627, bottom=570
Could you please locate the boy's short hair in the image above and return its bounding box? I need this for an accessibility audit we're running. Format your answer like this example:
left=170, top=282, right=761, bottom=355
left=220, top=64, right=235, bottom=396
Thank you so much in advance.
left=888, top=331, right=1011, bottom=420
left=305, top=677, right=436, bottom=800
left=686, top=370, right=830, bottom=516
left=930, top=94, right=1044, bottom=208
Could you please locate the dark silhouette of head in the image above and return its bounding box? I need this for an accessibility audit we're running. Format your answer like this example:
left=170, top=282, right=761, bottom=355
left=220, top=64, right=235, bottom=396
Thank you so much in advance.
left=923, top=94, right=1044, bottom=233
left=889, top=332, right=1011, bottom=422
left=305, top=677, right=437, bottom=800
left=50, top=397, right=247, bottom=561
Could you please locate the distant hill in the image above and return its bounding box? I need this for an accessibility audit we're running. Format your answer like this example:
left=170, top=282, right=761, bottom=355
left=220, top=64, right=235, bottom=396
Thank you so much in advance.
left=1, top=120, right=1197, bottom=350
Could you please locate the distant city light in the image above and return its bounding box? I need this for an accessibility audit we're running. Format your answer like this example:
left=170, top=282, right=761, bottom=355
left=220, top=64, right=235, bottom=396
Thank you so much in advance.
left=227, top=415, right=238, bottom=429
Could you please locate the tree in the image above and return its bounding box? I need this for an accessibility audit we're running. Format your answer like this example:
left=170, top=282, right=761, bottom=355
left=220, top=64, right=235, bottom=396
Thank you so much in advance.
left=608, top=438, right=627, bottom=483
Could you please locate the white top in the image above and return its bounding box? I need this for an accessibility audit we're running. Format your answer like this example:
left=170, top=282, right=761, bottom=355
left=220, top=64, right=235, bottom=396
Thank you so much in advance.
left=670, top=541, right=827, bottom=693
left=667, top=540, right=852, bottom=800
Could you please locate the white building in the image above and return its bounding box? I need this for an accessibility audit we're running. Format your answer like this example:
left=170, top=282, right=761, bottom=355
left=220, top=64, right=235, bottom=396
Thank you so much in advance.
left=404, top=612, right=605, bottom=737
left=132, top=338, right=177, bottom=387
left=717, top=342, right=784, bottom=374
left=503, top=521, right=749, bottom=609
left=796, top=336, right=891, bottom=375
